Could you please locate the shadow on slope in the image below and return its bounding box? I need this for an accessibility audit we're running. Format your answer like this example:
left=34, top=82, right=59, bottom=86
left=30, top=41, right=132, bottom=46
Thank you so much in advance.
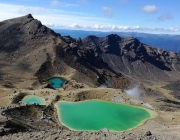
left=0, top=23, right=24, bottom=53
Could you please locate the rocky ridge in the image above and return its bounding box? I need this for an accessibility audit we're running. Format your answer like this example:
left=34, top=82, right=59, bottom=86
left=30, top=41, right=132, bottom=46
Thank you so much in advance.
left=82, top=34, right=180, bottom=83
left=0, top=14, right=129, bottom=89
left=1, top=14, right=180, bottom=89
left=0, top=14, right=180, bottom=139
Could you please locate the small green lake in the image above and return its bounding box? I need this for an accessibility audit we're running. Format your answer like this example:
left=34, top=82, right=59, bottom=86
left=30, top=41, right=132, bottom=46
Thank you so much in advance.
left=55, top=100, right=157, bottom=132
left=48, top=77, right=66, bottom=89
left=22, top=95, right=46, bottom=105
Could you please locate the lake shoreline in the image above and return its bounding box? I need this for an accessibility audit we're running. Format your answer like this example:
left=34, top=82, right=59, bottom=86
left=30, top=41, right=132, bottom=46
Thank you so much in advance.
left=55, top=99, right=158, bottom=132
left=22, top=95, right=46, bottom=105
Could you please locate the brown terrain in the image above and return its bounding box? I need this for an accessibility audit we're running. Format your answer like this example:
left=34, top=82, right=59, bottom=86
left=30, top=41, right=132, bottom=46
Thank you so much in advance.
left=0, top=14, right=180, bottom=139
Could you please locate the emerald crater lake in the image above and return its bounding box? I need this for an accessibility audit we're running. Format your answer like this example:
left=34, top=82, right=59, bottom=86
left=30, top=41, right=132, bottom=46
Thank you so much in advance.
left=22, top=95, right=46, bottom=105
left=48, top=77, right=66, bottom=89
left=55, top=100, right=157, bottom=132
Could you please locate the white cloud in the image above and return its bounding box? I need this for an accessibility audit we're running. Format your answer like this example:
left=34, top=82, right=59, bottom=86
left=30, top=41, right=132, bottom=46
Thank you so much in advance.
left=0, top=3, right=179, bottom=34
left=45, top=23, right=180, bottom=34
left=18, top=7, right=46, bottom=15
left=0, top=3, right=105, bottom=26
left=51, top=0, right=79, bottom=7
left=69, top=23, right=82, bottom=28
left=142, top=5, right=158, bottom=13
left=101, top=6, right=114, bottom=18
left=158, top=13, right=173, bottom=21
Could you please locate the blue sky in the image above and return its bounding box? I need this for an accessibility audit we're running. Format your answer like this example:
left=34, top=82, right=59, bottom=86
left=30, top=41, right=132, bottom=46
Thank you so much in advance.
left=0, top=0, right=180, bottom=34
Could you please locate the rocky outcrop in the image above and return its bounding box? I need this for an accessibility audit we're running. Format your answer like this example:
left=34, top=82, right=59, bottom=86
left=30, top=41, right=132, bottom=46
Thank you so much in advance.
left=0, top=14, right=129, bottom=89
left=1, top=14, right=180, bottom=88
left=63, top=80, right=86, bottom=90
left=83, top=34, right=180, bottom=83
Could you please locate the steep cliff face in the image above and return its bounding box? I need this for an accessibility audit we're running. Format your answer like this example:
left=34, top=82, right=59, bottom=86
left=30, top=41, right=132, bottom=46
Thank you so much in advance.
left=1, top=14, right=180, bottom=89
left=83, top=35, right=180, bottom=83
left=0, top=14, right=129, bottom=89
left=0, top=14, right=60, bottom=88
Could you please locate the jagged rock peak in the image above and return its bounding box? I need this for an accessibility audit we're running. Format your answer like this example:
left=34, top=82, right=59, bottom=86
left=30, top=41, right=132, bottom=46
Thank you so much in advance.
left=25, top=14, right=34, bottom=19
left=84, top=34, right=122, bottom=41
left=12, top=14, right=34, bottom=21
left=106, top=34, right=121, bottom=40
left=85, top=35, right=99, bottom=40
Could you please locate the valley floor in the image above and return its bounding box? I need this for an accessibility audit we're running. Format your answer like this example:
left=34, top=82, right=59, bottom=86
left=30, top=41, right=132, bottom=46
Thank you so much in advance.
left=0, top=82, right=180, bottom=139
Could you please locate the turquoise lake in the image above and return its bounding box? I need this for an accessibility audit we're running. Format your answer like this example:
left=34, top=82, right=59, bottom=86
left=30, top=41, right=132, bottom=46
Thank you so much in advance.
left=48, top=77, right=66, bottom=89
left=55, top=100, right=157, bottom=132
left=22, top=95, right=46, bottom=105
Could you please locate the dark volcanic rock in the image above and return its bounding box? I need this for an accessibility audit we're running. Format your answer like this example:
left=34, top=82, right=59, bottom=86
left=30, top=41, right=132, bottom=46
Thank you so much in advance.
left=83, top=34, right=180, bottom=83
left=163, top=81, right=180, bottom=100
left=0, top=14, right=129, bottom=89
left=145, top=131, right=152, bottom=136
left=12, top=92, right=28, bottom=104
left=0, top=14, right=54, bottom=54
left=1, top=14, right=180, bottom=88
left=1, top=104, right=59, bottom=135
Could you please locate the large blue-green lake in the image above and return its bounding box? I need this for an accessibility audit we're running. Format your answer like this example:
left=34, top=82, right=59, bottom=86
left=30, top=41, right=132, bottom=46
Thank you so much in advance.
left=55, top=100, right=157, bottom=132
left=48, top=77, right=66, bottom=89
left=22, top=95, right=46, bottom=105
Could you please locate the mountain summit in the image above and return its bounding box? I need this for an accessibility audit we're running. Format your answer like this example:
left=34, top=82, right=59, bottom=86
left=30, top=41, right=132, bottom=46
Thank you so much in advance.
left=0, top=14, right=129, bottom=89
left=83, top=34, right=180, bottom=83
left=1, top=14, right=180, bottom=139
left=0, top=14, right=180, bottom=89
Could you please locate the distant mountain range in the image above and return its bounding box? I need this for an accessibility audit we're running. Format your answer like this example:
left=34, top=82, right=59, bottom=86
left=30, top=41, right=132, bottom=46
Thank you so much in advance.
left=54, top=29, right=180, bottom=52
